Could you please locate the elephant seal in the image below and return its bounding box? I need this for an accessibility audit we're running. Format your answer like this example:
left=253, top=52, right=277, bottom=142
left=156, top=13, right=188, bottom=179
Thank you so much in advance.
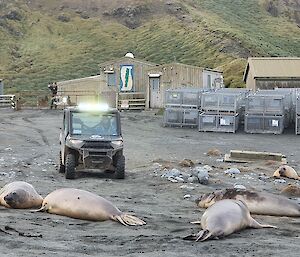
left=280, top=184, right=300, bottom=197
left=184, top=199, right=276, bottom=241
left=196, top=188, right=300, bottom=217
left=273, top=165, right=299, bottom=180
left=0, top=181, right=43, bottom=209
left=35, top=188, right=146, bottom=226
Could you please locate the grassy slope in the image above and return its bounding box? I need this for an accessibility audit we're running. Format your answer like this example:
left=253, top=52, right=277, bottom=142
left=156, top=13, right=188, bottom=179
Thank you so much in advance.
left=0, top=0, right=299, bottom=93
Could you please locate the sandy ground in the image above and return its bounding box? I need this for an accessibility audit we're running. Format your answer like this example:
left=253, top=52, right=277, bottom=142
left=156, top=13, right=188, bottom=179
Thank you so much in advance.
left=0, top=108, right=299, bottom=257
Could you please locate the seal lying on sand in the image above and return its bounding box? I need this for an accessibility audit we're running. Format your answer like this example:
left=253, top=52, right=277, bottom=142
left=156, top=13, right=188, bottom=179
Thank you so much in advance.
left=0, top=181, right=43, bottom=209
left=35, top=188, right=146, bottom=226
left=273, top=165, right=300, bottom=180
left=196, top=188, right=300, bottom=217
left=184, top=199, right=276, bottom=241
left=280, top=184, right=300, bottom=197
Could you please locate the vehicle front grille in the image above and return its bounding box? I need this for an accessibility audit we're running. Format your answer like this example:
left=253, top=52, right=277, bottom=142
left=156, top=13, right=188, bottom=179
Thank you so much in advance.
left=82, top=141, right=113, bottom=149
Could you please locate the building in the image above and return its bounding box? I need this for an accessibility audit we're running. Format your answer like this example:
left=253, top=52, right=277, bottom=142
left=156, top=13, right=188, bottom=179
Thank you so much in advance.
left=243, top=57, right=300, bottom=90
left=147, top=63, right=223, bottom=108
left=99, top=55, right=158, bottom=109
left=57, top=75, right=108, bottom=105
left=58, top=54, right=223, bottom=109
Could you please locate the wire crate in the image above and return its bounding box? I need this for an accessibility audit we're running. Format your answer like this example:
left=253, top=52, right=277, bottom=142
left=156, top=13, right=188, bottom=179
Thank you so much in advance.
left=163, top=108, right=183, bottom=126
left=201, top=92, right=243, bottom=113
left=199, top=113, right=239, bottom=133
left=296, top=116, right=300, bottom=135
left=165, top=90, right=183, bottom=107
left=256, top=89, right=293, bottom=112
left=182, top=90, right=201, bottom=108
left=296, top=95, right=300, bottom=115
left=183, top=109, right=199, bottom=127
left=245, top=95, right=285, bottom=115
left=244, top=114, right=284, bottom=134
left=165, top=88, right=206, bottom=109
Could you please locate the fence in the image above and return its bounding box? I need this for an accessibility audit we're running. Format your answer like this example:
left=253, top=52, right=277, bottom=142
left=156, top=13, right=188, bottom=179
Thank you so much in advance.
left=0, top=95, right=19, bottom=110
left=117, top=92, right=145, bottom=110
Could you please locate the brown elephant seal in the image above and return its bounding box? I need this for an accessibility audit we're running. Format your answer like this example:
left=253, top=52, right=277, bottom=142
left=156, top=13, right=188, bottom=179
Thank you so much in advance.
left=35, top=188, right=146, bottom=226
left=196, top=188, right=300, bottom=217
left=280, top=184, right=300, bottom=197
left=184, top=199, right=276, bottom=241
left=0, top=181, right=43, bottom=209
left=273, top=165, right=300, bottom=180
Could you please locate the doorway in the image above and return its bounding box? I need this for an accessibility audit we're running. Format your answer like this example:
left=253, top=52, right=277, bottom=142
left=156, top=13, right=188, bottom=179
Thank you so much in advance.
left=149, top=77, right=161, bottom=108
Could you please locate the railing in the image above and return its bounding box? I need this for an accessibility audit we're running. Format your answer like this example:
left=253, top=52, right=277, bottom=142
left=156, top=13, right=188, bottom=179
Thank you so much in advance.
left=0, top=95, right=20, bottom=110
left=117, top=92, right=146, bottom=110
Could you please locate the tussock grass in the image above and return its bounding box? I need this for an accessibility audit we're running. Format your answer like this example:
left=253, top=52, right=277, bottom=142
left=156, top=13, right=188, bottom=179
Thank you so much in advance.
left=0, top=0, right=299, bottom=92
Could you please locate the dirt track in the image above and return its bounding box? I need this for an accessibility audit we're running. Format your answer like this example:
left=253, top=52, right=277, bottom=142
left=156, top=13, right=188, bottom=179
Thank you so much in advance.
left=0, top=108, right=299, bottom=257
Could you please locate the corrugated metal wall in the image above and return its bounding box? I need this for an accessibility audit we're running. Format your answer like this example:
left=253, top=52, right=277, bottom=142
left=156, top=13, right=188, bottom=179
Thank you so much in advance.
left=256, top=79, right=300, bottom=90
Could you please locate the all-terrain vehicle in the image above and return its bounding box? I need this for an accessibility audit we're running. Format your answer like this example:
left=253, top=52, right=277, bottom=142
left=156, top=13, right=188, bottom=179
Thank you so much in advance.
left=58, top=104, right=125, bottom=179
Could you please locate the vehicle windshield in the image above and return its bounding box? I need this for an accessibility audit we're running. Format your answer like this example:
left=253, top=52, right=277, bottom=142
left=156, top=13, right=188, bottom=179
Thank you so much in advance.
left=70, top=112, right=118, bottom=136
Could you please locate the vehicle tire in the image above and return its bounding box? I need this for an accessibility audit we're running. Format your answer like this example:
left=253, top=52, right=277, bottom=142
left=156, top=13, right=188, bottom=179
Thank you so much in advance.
left=58, top=152, right=65, bottom=173
left=114, top=155, right=125, bottom=179
left=65, top=153, right=76, bottom=179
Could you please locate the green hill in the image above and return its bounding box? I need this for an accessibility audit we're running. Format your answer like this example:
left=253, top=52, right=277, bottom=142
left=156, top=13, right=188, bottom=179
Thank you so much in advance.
left=0, top=0, right=299, bottom=93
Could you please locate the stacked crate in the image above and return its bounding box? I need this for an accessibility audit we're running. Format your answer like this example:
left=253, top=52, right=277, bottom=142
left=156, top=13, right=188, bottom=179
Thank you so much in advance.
left=274, top=88, right=298, bottom=124
left=244, top=91, right=291, bottom=134
left=163, top=88, right=206, bottom=127
left=296, top=90, right=300, bottom=135
left=198, top=91, right=246, bottom=133
left=257, top=89, right=293, bottom=125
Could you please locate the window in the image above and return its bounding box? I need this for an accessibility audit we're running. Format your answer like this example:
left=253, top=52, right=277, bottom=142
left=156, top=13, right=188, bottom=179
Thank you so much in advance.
left=207, top=74, right=211, bottom=89
left=107, top=73, right=116, bottom=86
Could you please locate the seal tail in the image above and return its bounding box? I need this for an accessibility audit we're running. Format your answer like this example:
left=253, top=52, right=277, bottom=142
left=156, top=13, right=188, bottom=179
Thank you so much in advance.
left=113, top=213, right=146, bottom=226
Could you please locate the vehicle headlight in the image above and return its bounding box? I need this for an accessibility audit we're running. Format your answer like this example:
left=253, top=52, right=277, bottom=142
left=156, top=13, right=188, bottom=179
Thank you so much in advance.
left=69, top=139, right=84, bottom=147
left=62, top=96, right=68, bottom=103
left=111, top=140, right=123, bottom=147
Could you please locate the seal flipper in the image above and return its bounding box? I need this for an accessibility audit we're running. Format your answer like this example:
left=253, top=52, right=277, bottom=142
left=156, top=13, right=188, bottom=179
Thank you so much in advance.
left=249, top=217, right=277, bottom=229
left=196, top=229, right=213, bottom=242
left=30, top=205, right=47, bottom=213
left=182, top=230, right=210, bottom=241
left=112, top=213, right=146, bottom=226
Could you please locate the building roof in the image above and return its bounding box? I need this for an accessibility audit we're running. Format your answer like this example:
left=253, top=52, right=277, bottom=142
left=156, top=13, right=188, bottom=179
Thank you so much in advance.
left=58, top=75, right=101, bottom=86
left=148, top=62, right=222, bottom=73
left=99, top=56, right=159, bottom=67
left=243, top=57, right=300, bottom=82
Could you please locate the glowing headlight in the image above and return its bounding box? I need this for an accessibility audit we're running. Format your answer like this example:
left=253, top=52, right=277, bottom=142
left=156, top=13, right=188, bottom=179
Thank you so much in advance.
left=78, top=103, right=109, bottom=111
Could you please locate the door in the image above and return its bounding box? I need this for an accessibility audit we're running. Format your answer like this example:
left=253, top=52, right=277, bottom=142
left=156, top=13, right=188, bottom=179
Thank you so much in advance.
left=149, top=77, right=161, bottom=108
